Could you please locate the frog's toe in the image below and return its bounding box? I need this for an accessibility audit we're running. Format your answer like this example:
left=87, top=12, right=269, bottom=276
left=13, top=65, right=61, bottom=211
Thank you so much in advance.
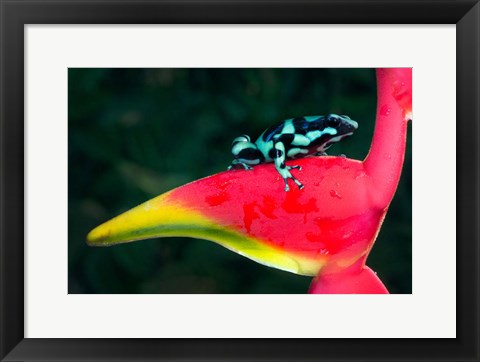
left=291, top=177, right=304, bottom=190
left=288, top=165, right=302, bottom=171
left=229, top=161, right=254, bottom=171
left=282, top=176, right=304, bottom=192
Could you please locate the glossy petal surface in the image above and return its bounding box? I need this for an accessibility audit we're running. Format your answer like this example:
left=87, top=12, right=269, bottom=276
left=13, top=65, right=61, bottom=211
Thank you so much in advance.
left=88, top=156, right=386, bottom=276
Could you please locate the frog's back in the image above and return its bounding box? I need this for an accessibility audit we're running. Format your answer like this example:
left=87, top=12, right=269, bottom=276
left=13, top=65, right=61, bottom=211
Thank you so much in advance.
left=259, top=116, right=325, bottom=143
left=260, top=122, right=285, bottom=142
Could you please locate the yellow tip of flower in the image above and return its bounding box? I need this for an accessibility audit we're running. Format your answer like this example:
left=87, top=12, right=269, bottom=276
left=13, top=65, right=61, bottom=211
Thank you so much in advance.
left=86, top=192, right=325, bottom=276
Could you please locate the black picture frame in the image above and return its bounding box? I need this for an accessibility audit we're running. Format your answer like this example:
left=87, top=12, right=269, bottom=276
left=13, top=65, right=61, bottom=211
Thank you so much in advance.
left=1, top=1, right=478, bottom=361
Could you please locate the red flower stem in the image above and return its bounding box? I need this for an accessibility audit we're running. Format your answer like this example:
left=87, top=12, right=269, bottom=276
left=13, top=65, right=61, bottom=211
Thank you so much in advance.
left=363, top=68, right=412, bottom=208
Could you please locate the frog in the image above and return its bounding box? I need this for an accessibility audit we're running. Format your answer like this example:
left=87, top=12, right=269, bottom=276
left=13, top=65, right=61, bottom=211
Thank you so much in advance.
left=228, top=114, right=359, bottom=192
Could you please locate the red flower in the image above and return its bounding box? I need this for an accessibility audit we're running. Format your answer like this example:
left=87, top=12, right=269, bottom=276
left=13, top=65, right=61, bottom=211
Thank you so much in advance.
left=88, top=68, right=412, bottom=294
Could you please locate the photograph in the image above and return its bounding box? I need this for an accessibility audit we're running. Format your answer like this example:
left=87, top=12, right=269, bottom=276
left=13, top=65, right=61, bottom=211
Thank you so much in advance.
left=68, top=68, right=412, bottom=294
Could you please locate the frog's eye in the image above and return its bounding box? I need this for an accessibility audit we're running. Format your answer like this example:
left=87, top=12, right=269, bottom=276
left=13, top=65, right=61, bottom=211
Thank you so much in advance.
left=232, top=135, right=250, bottom=145
left=326, top=115, right=340, bottom=127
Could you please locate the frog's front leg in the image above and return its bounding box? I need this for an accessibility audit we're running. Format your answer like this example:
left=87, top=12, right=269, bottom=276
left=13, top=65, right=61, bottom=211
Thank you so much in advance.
left=272, top=140, right=304, bottom=192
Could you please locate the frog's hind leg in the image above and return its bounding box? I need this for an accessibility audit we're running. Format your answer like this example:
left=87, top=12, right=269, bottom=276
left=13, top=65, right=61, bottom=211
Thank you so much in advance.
left=228, top=159, right=254, bottom=170
left=273, top=140, right=304, bottom=192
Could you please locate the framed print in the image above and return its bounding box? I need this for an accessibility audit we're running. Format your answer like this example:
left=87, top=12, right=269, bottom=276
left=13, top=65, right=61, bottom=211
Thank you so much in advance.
left=1, top=0, right=479, bottom=361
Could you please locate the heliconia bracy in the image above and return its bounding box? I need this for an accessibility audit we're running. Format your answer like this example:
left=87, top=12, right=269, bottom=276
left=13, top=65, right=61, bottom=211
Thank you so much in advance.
left=87, top=68, right=412, bottom=294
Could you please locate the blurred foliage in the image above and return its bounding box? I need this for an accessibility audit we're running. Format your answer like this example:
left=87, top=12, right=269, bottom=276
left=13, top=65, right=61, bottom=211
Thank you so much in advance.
left=68, top=68, right=411, bottom=294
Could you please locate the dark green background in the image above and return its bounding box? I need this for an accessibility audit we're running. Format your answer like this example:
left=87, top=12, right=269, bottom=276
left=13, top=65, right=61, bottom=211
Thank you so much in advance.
left=68, top=68, right=412, bottom=294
